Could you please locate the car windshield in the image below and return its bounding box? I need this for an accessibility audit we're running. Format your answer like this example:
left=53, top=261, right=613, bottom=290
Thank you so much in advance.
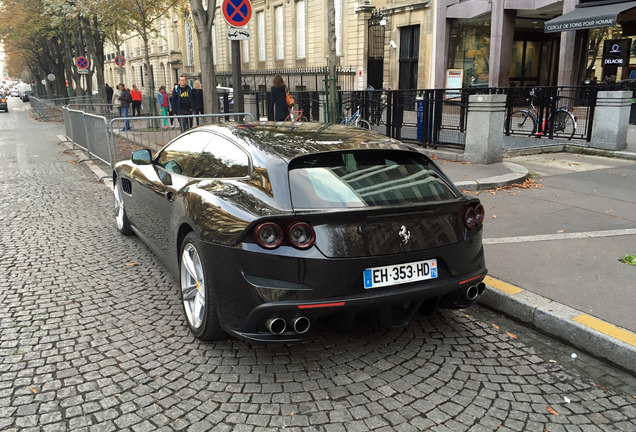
left=288, top=150, right=458, bottom=209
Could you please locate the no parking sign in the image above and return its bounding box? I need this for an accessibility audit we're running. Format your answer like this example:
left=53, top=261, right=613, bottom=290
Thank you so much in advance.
left=222, top=0, right=252, bottom=27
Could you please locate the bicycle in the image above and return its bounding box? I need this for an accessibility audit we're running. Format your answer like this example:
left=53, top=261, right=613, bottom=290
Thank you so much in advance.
left=505, top=88, right=576, bottom=139
left=286, top=108, right=308, bottom=122
left=341, top=105, right=371, bottom=129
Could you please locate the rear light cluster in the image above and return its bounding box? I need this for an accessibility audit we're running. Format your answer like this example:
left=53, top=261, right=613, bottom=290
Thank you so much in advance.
left=253, top=221, right=316, bottom=250
left=462, top=203, right=485, bottom=230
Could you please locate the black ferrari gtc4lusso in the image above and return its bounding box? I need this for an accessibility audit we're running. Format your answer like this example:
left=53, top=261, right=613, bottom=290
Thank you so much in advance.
left=113, top=122, right=487, bottom=342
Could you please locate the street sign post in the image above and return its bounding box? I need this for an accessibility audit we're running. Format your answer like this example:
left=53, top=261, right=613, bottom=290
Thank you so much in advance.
left=222, top=0, right=252, bottom=27
left=222, top=0, right=252, bottom=117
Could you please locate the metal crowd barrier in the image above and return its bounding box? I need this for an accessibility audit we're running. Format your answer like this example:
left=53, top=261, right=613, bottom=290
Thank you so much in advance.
left=108, top=113, right=254, bottom=163
left=60, top=106, right=116, bottom=174
left=29, top=97, right=47, bottom=120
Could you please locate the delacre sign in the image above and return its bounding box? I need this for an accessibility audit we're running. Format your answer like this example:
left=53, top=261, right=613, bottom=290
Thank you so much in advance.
left=222, top=0, right=252, bottom=27
left=603, top=39, right=631, bottom=67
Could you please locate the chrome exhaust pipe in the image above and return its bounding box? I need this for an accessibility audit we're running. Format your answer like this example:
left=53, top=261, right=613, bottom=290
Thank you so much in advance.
left=476, top=282, right=486, bottom=295
left=466, top=285, right=479, bottom=301
left=292, top=316, right=310, bottom=334
left=265, top=318, right=286, bottom=335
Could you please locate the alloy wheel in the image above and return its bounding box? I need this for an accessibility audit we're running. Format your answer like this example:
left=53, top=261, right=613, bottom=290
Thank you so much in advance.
left=181, top=243, right=206, bottom=330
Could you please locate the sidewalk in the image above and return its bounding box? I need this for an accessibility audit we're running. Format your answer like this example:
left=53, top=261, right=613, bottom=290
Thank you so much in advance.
left=419, top=134, right=636, bottom=374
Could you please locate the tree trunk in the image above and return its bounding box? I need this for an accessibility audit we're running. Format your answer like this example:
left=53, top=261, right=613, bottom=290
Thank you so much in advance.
left=326, top=0, right=338, bottom=123
left=190, top=0, right=219, bottom=116
left=142, top=32, right=158, bottom=117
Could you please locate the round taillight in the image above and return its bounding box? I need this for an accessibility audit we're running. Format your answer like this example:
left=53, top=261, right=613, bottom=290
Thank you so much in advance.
left=463, top=206, right=476, bottom=230
left=254, top=222, right=283, bottom=249
left=474, top=204, right=485, bottom=226
left=287, top=222, right=315, bottom=249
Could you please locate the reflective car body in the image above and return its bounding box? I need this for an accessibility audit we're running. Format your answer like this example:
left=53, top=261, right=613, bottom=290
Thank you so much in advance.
left=0, top=96, right=7, bottom=112
left=113, top=122, right=487, bottom=342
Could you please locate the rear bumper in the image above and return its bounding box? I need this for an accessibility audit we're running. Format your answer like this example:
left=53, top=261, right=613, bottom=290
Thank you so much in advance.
left=201, top=237, right=486, bottom=342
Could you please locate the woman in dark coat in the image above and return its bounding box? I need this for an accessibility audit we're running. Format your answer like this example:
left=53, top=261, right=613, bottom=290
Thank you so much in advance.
left=270, top=74, right=289, bottom=121
left=191, top=80, right=204, bottom=125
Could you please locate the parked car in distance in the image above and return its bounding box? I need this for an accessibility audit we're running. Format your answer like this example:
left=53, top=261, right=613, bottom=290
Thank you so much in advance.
left=10, top=90, right=19, bottom=98
left=0, top=96, right=7, bottom=112
left=112, top=122, right=487, bottom=342
left=21, top=90, right=33, bottom=102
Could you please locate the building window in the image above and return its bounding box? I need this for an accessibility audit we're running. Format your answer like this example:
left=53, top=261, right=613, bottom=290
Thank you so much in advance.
left=160, top=21, right=167, bottom=52
left=212, top=24, right=217, bottom=66
left=258, top=11, right=266, bottom=61
left=185, top=20, right=194, bottom=66
left=398, top=25, right=420, bottom=90
left=243, top=39, right=250, bottom=62
left=335, top=0, right=342, bottom=55
left=296, top=0, right=306, bottom=58
left=275, top=6, right=284, bottom=60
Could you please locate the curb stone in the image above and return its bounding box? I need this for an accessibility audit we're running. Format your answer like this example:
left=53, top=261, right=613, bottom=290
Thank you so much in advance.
left=479, top=283, right=636, bottom=375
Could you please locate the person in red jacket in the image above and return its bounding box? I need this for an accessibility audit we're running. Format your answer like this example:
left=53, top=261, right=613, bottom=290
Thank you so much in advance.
left=130, top=84, right=142, bottom=116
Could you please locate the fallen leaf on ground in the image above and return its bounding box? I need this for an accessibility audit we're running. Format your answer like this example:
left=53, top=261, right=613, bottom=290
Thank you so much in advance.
left=605, top=210, right=613, bottom=214
left=430, top=155, right=438, bottom=160
left=492, top=323, right=500, bottom=330
left=598, top=384, right=608, bottom=392
left=492, top=215, right=497, bottom=219
left=125, top=262, right=139, bottom=266
left=29, top=386, right=37, bottom=394
left=556, top=230, right=565, bottom=234
left=546, top=406, right=559, bottom=416
left=506, top=332, right=517, bottom=339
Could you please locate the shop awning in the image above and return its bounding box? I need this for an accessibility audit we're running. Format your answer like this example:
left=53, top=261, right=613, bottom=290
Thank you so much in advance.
left=545, top=1, right=636, bottom=33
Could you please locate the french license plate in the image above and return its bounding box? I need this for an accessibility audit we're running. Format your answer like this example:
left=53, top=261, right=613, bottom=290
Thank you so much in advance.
left=363, top=259, right=438, bottom=289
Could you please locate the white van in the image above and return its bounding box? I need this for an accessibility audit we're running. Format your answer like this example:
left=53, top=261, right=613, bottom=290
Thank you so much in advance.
left=18, top=83, right=33, bottom=100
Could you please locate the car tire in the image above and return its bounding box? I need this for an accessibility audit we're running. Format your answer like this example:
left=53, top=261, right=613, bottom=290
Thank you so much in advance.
left=180, top=232, right=224, bottom=341
left=114, top=180, right=133, bottom=235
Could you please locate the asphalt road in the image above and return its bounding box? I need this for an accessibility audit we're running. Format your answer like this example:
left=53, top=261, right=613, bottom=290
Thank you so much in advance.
left=1, top=97, right=636, bottom=431
left=471, top=153, right=636, bottom=333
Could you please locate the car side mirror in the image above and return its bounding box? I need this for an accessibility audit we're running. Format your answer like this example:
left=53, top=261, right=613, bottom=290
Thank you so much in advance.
left=131, top=149, right=153, bottom=165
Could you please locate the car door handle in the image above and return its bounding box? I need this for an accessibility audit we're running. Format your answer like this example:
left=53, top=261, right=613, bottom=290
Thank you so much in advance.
left=165, top=191, right=174, bottom=201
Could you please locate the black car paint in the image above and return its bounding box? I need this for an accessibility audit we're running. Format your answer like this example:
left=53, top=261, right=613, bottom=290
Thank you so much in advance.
left=114, top=122, right=487, bottom=341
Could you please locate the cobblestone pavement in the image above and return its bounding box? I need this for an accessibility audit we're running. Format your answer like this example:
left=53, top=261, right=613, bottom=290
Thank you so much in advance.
left=1, top=113, right=636, bottom=431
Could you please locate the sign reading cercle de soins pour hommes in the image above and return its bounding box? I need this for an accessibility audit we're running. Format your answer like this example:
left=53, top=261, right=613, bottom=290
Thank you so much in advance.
left=222, top=0, right=252, bottom=27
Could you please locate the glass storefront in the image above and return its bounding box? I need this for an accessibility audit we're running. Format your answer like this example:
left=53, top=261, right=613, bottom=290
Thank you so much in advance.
left=447, top=18, right=559, bottom=88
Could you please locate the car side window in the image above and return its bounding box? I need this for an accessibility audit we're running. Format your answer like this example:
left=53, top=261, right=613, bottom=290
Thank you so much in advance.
left=156, top=132, right=210, bottom=176
left=191, top=137, right=250, bottom=178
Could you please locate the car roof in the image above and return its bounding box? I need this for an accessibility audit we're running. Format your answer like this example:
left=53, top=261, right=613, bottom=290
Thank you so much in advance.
left=198, top=121, right=414, bottom=163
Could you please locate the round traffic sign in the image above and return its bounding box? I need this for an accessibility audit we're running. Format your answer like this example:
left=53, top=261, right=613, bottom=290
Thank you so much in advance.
left=115, top=56, right=126, bottom=67
left=222, top=0, right=252, bottom=27
left=76, top=56, right=89, bottom=69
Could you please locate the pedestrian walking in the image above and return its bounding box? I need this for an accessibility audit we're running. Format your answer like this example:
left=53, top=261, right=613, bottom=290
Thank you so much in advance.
left=191, top=80, right=204, bottom=126
left=112, top=84, right=122, bottom=116
left=169, top=82, right=178, bottom=129
left=157, top=85, right=171, bottom=130
left=269, top=74, right=289, bottom=121
left=171, top=76, right=193, bottom=133
left=131, top=84, right=142, bottom=116
left=105, top=83, right=114, bottom=111
left=119, top=84, right=132, bottom=131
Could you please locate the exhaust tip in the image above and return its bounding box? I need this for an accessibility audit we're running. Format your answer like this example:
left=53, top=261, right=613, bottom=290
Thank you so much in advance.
left=466, top=285, right=479, bottom=301
left=292, top=316, right=310, bottom=334
left=265, top=318, right=286, bottom=335
left=476, top=282, right=486, bottom=295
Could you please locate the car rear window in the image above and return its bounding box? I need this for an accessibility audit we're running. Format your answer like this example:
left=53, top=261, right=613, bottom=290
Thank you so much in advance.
left=288, top=150, right=458, bottom=209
